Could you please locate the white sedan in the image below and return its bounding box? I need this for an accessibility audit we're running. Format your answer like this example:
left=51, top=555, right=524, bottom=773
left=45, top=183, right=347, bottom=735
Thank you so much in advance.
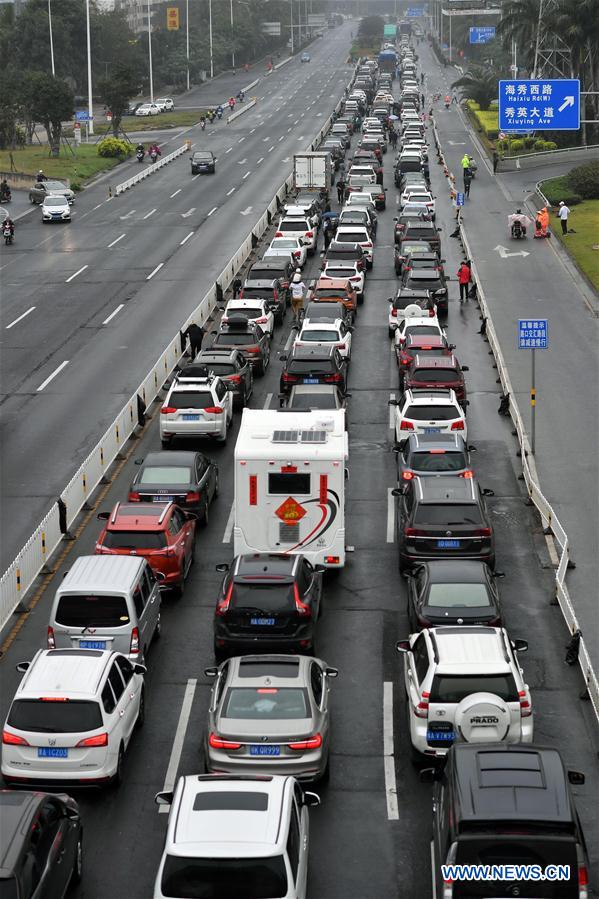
left=221, top=298, right=274, bottom=338
left=264, top=236, right=307, bottom=268
left=294, top=319, right=353, bottom=359
left=135, top=103, right=160, bottom=116
left=41, top=195, right=71, bottom=223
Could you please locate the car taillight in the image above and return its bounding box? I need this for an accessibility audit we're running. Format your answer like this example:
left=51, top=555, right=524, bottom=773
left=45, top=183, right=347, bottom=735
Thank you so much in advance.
left=187, top=491, right=201, bottom=502
left=76, top=732, right=108, bottom=747
left=239, top=289, right=245, bottom=298
left=335, top=343, right=346, bottom=349
left=400, top=420, right=414, bottom=430
left=427, top=309, right=436, bottom=317
left=305, top=231, right=313, bottom=238
left=47, top=626, right=55, bottom=649
left=364, top=242, right=373, bottom=248
left=128, top=492, right=141, bottom=502
left=289, top=733, right=322, bottom=751
left=460, top=470, right=474, bottom=479
left=293, top=250, right=301, bottom=257
left=204, top=406, right=224, bottom=414
left=404, top=527, right=427, bottom=537
left=391, top=309, right=398, bottom=318
left=519, top=690, right=532, bottom=717
left=282, top=373, right=298, bottom=382
left=255, top=316, right=268, bottom=323
left=473, top=527, right=492, bottom=537
left=161, top=406, right=176, bottom=414
left=350, top=276, right=361, bottom=281
left=294, top=584, right=312, bottom=617
left=209, top=732, right=242, bottom=750
left=130, top=626, right=140, bottom=655
left=577, top=845, right=588, bottom=898
left=324, top=374, right=342, bottom=383
left=2, top=730, right=29, bottom=746
left=357, top=260, right=365, bottom=270
left=216, top=582, right=233, bottom=616
left=414, top=690, right=429, bottom=718
left=228, top=374, right=242, bottom=384
left=275, top=231, right=283, bottom=237
left=245, top=347, right=260, bottom=354
left=402, top=471, right=414, bottom=480
left=450, top=420, right=465, bottom=430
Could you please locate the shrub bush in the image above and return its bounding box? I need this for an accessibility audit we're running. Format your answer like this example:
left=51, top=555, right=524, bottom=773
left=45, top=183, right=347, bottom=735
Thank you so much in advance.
left=540, top=174, right=582, bottom=206
left=97, top=137, right=132, bottom=159
left=509, top=139, right=524, bottom=152
left=568, top=160, right=599, bottom=199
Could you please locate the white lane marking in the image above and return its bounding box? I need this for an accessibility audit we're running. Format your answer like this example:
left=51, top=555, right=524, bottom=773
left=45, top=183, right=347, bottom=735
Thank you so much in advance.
left=119, top=209, right=136, bottom=220
left=243, top=171, right=251, bottom=179
left=287, top=113, right=293, bottom=118
left=208, top=206, right=218, bottom=216
left=293, top=119, right=299, bottom=125
left=107, top=233, right=125, bottom=248
left=238, top=137, right=245, bottom=143
left=65, top=265, right=88, bottom=283
left=181, top=207, right=196, bottom=218
left=180, top=231, right=194, bottom=245
left=192, top=173, right=200, bottom=181
left=278, top=136, right=284, bottom=142
left=296, top=135, right=304, bottom=140
left=268, top=145, right=274, bottom=152
left=225, top=147, right=233, bottom=154
left=93, top=203, right=102, bottom=211
left=387, top=488, right=395, bottom=543
left=237, top=158, right=247, bottom=165
left=147, top=262, right=164, bottom=280
left=170, top=188, right=182, bottom=198
left=431, top=843, right=437, bottom=899
left=37, top=360, right=69, bottom=392
left=249, top=128, right=256, bottom=134
left=158, top=678, right=198, bottom=814
left=102, top=304, right=124, bottom=325
left=256, top=157, right=264, bottom=165
left=143, top=208, right=157, bottom=219
left=222, top=502, right=235, bottom=543
left=263, top=393, right=272, bottom=409
left=6, top=306, right=36, bottom=330
left=262, top=136, right=270, bottom=142
left=389, top=393, right=395, bottom=429
left=287, top=127, right=292, bottom=133
left=226, top=187, right=237, bottom=197
left=383, top=682, right=399, bottom=821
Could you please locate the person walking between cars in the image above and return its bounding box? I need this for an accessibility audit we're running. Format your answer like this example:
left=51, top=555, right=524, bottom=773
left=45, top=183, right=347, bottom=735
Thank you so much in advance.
left=557, top=201, right=570, bottom=235
left=36, top=170, right=48, bottom=183
left=290, top=273, right=306, bottom=324
left=323, top=217, right=334, bottom=250
left=337, top=178, right=346, bottom=205
left=183, top=323, right=205, bottom=359
left=463, top=169, right=472, bottom=198
left=457, top=261, right=471, bottom=304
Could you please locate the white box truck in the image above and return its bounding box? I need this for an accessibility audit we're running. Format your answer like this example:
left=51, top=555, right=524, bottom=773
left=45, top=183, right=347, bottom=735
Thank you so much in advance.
left=234, top=409, right=348, bottom=568
left=293, top=152, right=332, bottom=191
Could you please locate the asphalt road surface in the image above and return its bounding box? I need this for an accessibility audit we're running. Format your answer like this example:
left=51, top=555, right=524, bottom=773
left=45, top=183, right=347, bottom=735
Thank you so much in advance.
left=0, top=26, right=353, bottom=572
left=0, top=34, right=597, bottom=898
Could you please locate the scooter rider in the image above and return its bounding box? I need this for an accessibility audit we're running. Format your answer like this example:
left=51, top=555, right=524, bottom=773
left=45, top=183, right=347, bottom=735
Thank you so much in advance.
left=36, top=170, right=48, bottom=183
left=3, top=216, right=15, bottom=242
left=135, top=143, right=145, bottom=161
left=0, top=178, right=10, bottom=201
left=508, top=209, right=531, bottom=237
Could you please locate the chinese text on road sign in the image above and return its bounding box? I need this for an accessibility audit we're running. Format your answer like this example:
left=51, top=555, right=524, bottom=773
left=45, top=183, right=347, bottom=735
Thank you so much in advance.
left=469, top=26, right=496, bottom=44
left=499, top=80, right=580, bottom=131
left=518, top=319, right=548, bottom=349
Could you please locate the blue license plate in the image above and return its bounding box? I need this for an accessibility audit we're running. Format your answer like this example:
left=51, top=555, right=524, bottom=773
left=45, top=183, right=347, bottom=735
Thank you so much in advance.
left=249, top=745, right=281, bottom=756
left=303, top=378, right=319, bottom=384
left=424, top=427, right=442, bottom=433
left=182, top=414, right=200, bottom=421
left=427, top=731, right=455, bottom=743
left=38, top=748, right=69, bottom=758
left=437, top=539, right=461, bottom=549
left=250, top=617, right=276, bottom=626
left=153, top=495, right=173, bottom=502
left=80, top=640, right=106, bottom=649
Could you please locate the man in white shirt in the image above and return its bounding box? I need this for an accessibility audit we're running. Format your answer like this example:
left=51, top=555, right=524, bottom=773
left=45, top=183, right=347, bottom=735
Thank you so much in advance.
left=557, top=201, right=570, bottom=235
left=290, top=272, right=306, bottom=323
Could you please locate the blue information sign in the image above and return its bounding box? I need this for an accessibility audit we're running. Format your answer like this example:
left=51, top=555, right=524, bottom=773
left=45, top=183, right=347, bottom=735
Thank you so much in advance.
left=469, top=26, right=495, bottom=44
left=518, top=319, right=548, bottom=349
left=406, top=7, right=425, bottom=16
left=499, top=79, right=580, bottom=131
left=455, top=192, right=465, bottom=207
left=75, top=110, right=90, bottom=122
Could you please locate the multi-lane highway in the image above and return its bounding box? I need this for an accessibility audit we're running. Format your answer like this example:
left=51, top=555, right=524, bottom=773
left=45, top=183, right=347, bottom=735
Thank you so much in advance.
left=0, top=24, right=597, bottom=897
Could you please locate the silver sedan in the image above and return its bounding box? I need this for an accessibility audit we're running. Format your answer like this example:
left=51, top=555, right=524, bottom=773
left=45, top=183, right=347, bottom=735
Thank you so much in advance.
left=203, top=654, right=338, bottom=782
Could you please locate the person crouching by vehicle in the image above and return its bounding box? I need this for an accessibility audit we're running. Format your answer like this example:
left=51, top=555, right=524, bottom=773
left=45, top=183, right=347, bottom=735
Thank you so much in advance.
left=508, top=209, right=531, bottom=238
left=534, top=206, right=550, bottom=238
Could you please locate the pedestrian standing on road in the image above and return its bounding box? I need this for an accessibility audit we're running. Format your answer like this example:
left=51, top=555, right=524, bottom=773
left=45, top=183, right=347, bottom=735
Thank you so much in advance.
left=492, top=147, right=499, bottom=174
left=232, top=277, right=243, bottom=298
left=183, top=323, right=205, bottom=359
left=323, top=218, right=334, bottom=250
left=337, top=178, right=345, bottom=205
left=463, top=170, right=472, bottom=198
left=457, top=261, right=471, bottom=304
left=420, top=72, right=425, bottom=85
left=290, top=273, right=306, bottom=324
left=557, top=201, right=570, bottom=235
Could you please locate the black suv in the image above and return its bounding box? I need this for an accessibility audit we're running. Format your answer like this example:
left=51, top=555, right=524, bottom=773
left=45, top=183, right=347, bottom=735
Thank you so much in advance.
left=0, top=790, right=83, bottom=898
left=211, top=318, right=270, bottom=375
left=239, top=277, right=287, bottom=325
left=246, top=258, right=294, bottom=298
left=324, top=241, right=366, bottom=270
left=192, top=349, right=253, bottom=409
left=191, top=150, right=216, bottom=174
left=394, top=474, right=495, bottom=569
left=279, top=345, right=348, bottom=396
left=424, top=743, right=590, bottom=899
left=213, top=553, right=324, bottom=659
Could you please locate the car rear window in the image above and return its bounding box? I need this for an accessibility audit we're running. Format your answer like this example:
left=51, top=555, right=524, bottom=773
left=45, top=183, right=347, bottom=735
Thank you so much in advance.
left=8, top=699, right=103, bottom=733
left=455, top=838, right=577, bottom=880
left=270, top=238, right=298, bottom=248
left=140, top=466, right=191, bottom=484
left=427, top=584, right=491, bottom=608
left=328, top=247, right=360, bottom=259
left=214, top=334, right=254, bottom=346
left=232, top=582, right=295, bottom=612
left=405, top=405, right=457, bottom=421
left=336, top=231, right=367, bottom=242
left=241, top=289, right=273, bottom=300
left=202, top=363, right=236, bottom=376
left=325, top=268, right=357, bottom=278
left=55, top=595, right=130, bottom=627
left=408, top=277, right=442, bottom=290
left=299, top=330, right=338, bottom=342
left=222, top=687, right=309, bottom=719
left=170, top=391, right=214, bottom=409
left=430, top=673, right=518, bottom=704
left=411, top=369, right=459, bottom=383
left=278, top=220, right=309, bottom=231
left=404, top=326, right=440, bottom=339
left=161, top=855, right=288, bottom=899
left=228, top=308, right=262, bottom=320
left=102, top=531, right=167, bottom=550
left=289, top=360, right=333, bottom=374
left=411, top=451, right=468, bottom=472
left=413, top=503, right=483, bottom=525
left=315, top=290, right=347, bottom=300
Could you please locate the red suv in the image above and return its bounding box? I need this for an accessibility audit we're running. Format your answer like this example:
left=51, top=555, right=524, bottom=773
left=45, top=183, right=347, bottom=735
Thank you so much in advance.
left=403, top=354, right=469, bottom=405
left=95, top=502, right=197, bottom=593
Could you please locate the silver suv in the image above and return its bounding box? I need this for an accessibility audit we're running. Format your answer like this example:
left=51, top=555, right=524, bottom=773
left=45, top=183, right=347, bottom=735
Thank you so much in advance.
left=396, top=626, right=533, bottom=761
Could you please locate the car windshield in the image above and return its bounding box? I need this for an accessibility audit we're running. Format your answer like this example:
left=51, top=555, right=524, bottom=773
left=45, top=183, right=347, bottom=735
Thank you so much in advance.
left=7, top=699, right=103, bottom=734
left=45, top=181, right=66, bottom=190
left=222, top=687, right=309, bottom=719
left=169, top=391, right=214, bottom=409
left=55, top=594, right=130, bottom=627
left=411, top=451, right=467, bottom=472
left=325, top=268, right=357, bottom=278
left=161, top=855, right=288, bottom=899
left=44, top=197, right=66, bottom=206
left=411, top=370, right=458, bottom=383
left=300, top=330, right=339, bottom=342
left=414, top=503, right=482, bottom=525
left=405, top=405, right=459, bottom=421
left=427, top=583, right=491, bottom=608
left=139, top=466, right=192, bottom=484
left=102, top=531, right=167, bottom=550
left=290, top=393, right=338, bottom=409
left=232, top=582, right=295, bottom=611
left=430, top=674, right=518, bottom=703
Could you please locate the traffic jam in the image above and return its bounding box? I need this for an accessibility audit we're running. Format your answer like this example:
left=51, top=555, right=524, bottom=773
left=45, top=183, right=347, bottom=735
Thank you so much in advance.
left=0, top=26, right=595, bottom=899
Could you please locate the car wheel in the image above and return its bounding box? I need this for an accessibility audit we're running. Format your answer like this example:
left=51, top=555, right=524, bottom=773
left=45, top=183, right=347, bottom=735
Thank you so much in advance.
left=154, top=614, right=162, bottom=641
left=316, top=755, right=330, bottom=784
left=217, top=426, right=227, bottom=445
left=30, top=195, right=36, bottom=204
left=388, top=328, right=394, bottom=338
left=136, top=689, right=146, bottom=729
left=71, top=834, right=83, bottom=885
left=202, top=499, right=210, bottom=526
left=112, top=744, right=125, bottom=787
left=357, top=292, right=364, bottom=305
left=161, top=438, right=171, bottom=449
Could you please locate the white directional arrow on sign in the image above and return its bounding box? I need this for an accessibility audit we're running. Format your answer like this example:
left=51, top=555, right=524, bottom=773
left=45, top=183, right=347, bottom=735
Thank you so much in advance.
left=240, top=207, right=253, bottom=216
left=181, top=208, right=196, bottom=218
left=494, top=244, right=530, bottom=259
left=558, top=96, right=575, bottom=113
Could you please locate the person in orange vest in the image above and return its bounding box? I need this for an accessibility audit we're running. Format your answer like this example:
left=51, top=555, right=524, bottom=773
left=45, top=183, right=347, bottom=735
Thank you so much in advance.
left=534, top=206, right=550, bottom=238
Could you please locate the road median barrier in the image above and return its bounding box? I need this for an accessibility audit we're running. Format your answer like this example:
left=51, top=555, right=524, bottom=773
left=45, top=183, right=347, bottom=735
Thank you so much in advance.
left=114, top=143, right=190, bottom=195
left=227, top=99, right=257, bottom=124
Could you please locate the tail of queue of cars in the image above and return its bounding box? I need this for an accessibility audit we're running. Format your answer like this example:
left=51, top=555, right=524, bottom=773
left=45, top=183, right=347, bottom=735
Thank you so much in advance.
left=233, top=409, right=348, bottom=569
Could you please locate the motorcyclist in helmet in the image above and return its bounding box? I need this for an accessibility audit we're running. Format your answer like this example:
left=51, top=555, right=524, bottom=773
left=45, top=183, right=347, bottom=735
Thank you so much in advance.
left=508, top=208, right=531, bottom=237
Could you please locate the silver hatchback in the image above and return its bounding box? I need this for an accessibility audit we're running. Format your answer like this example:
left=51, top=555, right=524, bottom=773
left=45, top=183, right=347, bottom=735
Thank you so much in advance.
left=204, top=654, right=338, bottom=782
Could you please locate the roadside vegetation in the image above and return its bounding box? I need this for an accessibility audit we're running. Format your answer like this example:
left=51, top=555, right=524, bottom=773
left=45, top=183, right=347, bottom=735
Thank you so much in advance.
left=541, top=162, right=599, bottom=290
left=0, top=145, right=123, bottom=189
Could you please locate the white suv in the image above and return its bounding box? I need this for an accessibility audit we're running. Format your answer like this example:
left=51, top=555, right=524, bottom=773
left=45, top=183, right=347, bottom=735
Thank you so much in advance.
left=396, top=627, right=533, bottom=761
left=222, top=298, right=274, bottom=337
left=160, top=374, right=233, bottom=447
left=2, top=648, right=145, bottom=786
left=334, top=225, right=374, bottom=269
left=154, top=774, right=320, bottom=899
left=391, top=389, right=467, bottom=443
left=276, top=217, right=317, bottom=256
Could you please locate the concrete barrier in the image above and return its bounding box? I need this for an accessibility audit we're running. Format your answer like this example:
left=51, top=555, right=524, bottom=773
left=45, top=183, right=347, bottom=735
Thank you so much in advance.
left=227, top=99, right=257, bottom=124
left=115, top=143, right=190, bottom=195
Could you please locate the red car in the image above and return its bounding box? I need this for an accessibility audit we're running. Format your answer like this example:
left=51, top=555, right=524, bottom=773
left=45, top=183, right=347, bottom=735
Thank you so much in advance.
left=397, top=333, right=455, bottom=382
left=95, top=501, right=196, bottom=593
left=402, top=354, right=469, bottom=405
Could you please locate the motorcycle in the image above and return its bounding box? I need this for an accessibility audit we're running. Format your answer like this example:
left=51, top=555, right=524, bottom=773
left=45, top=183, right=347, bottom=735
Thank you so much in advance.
left=136, top=149, right=144, bottom=163
left=150, top=151, right=158, bottom=164
left=216, top=108, right=223, bottom=119
left=511, top=220, right=526, bottom=240
left=0, top=188, right=11, bottom=203
left=200, top=119, right=206, bottom=131
left=3, top=226, right=13, bottom=245
left=468, top=157, right=478, bottom=178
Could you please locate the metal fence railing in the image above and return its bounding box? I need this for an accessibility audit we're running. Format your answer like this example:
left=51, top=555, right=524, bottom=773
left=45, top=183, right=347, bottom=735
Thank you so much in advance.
left=115, top=143, right=190, bottom=195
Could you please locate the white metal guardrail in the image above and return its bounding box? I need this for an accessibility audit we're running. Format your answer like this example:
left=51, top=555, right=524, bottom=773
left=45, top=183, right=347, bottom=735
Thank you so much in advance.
left=0, top=97, right=342, bottom=637
left=115, top=143, right=190, bottom=195
left=227, top=99, right=257, bottom=124
left=430, top=120, right=599, bottom=724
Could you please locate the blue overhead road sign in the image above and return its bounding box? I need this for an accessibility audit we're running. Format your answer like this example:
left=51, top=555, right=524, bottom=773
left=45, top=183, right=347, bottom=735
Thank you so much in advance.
left=75, top=110, right=90, bottom=122
left=469, top=26, right=495, bottom=44
left=499, top=79, right=580, bottom=131
left=518, top=319, right=548, bottom=350
left=406, top=8, right=425, bottom=16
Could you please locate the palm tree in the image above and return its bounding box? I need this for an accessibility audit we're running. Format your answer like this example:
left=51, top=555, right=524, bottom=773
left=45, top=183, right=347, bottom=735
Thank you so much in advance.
left=451, top=65, right=502, bottom=110
left=549, top=0, right=599, bottom=143
left=496, top=0, right=541, bottom=74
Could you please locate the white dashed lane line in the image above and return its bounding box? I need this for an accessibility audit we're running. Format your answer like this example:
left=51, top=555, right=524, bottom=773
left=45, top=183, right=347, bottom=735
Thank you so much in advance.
left=225, top=147, right=233, bottom=154
left=180, top=232, right=194, bottom=245
left=146, top=263, right=164, bottom=280
left=242, top=171, right=251, bottom=179
left=65, top=265, right=88, bottom=283
left=226, top=187, right=236, bottom=195
left=102, top=304, right=124, bottom=325
left=37, top=360, right=69, bottom=392
left=207, top=206, right=218, bottom=216
left=107, top=233, right=125, bottom=248
left=170, top=188, right=182, bottom=198
left=256, top=157, right=264, bottom=165
left=6, top=306, right=36, bottom=330
left=268, top=146, right=274, bottom=152
left=143, top=208, right=156, bottom=219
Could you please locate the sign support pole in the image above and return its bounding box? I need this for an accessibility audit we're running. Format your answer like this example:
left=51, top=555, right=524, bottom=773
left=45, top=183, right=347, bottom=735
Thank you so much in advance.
left=531, top=348, right=536, bottom=455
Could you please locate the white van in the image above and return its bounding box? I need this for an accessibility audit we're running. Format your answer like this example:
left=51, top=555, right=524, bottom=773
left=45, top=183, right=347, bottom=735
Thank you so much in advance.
left=233, top=409, right=348, bottom=568
left=48, top=555, right=161, bottom=662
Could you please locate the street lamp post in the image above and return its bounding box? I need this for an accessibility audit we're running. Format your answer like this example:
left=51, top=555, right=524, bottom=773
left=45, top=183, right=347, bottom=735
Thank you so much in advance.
left=209, top=0, right=214, bottom=79
left=147, top=0, right=154, bottom=102
left=290, top=0, right=294, bottom=55
left=85, top=0, right=94, bottom=135
left=186, top=0, right=190, bottom=91
left=230, top=0, right=235, bottom=71
left=48, top=0, right=56, bottom=76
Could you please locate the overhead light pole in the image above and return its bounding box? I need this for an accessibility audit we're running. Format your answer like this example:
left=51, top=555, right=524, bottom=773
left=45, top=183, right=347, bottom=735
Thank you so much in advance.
left=48, top=0, right=56, bottom=76
left=186, top=0, right=190, bottom=91
left=147, top=0, right=154, bottom=101
left=230, top=0, right=235, bottom=71
left=85, top=0, right=94, bottom=135
left=209, top=0, right=214, bottom=79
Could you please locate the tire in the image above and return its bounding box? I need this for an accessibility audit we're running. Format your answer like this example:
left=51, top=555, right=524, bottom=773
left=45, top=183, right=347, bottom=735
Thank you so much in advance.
left=213, top=471, right=220, bottom=498
left=217, top=427, right=227, bottom=445
left=71, top=834, right=83, bottom=886
left=112, top=744, right=125, bottom=787
left=357, top=292, right=364, bottom=306
left=388, top=328, right=394, bottom=338
left=202, top=499, right=210, bottom=526
left=136, top=689, right=146, bottom=729
left=316, top=755, right=330, bottom=784
left=154, top=614, right=162, bottom=640
left=161, top=438, right=171, bottom=449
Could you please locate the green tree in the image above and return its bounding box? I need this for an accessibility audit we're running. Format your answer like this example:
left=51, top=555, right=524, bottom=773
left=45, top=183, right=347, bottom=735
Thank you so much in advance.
left=496, top=0, right=540, bottom=74
left=29, top=73, right=74, bottom=156
left=452, top=64, right=502, bottom=111
left=98, top=65, right=140, bottom=136
left=358, top=15, right=385, bottom=43
left=0, top=68, right=21, bottom=149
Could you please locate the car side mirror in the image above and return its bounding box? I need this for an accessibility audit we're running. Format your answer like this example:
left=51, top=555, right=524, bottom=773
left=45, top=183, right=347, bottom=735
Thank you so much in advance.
left=482, top=488, right=494, bottom=497
left=64, top=806, right=81, bottom=821
left=461, top=365, right=470, bottom=371
left=97, top=511, right=110, bottom=520
left=204, top=666, right=218, bottom=677
left=448, top=344, right=456, bottom=350
left=436, top=227, right=442, bottom=231
left=468, top=444, right=477, bottom=452
left=419, top=767, right=440, bottom=783
left=325, top=667, right=339, bottom=678
left=134, top=458, right=143, bottom=465
left=393, top=217, right=398, bottom=222
left=513, top=639, right=528, bottom=653
left=568, top=770, right=585, bottom=785
left=387, top=297, right=393, bottom=303
left=155, top=791, right=174, bottom=806
left=303, top=791, right=321, bottom=807
left=492, top=571, right=506, bottom=578
left=391, top=486, right=406, bottom=496
left=388, top=399, right=399, bottom=406
left=134, top=663, right=147, bottom=675
left=395, top=640, right=411, bottom=654
left=215, top=563, right=230, bottom=572
left=155, top=571, right=166, bottom=582
left=16, top=661, right=30, bottom=673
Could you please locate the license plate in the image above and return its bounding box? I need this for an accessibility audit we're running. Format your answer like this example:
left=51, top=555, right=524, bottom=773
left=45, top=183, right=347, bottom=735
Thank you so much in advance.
left=250, top=617, right=276, bottom=626
left=424, top=427, right=442, bottom=433
left=153, top=495, right=173, bottom=502
left=182, top=414, right=200, bottom=421
left=437, top=539, right=461, bottom=549
left=303, top=378, right=319, bottom=384
left=80, top=640, right=106, bottom=649
left=249, top=744, right=281, bottom=756
left=38, top=748, right=69, bottom=758
left=426, top=730, right=455, bottom=743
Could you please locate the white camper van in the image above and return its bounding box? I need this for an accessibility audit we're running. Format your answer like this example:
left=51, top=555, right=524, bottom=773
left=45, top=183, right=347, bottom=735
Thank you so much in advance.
left=233, top=409, right=348, bottom=568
